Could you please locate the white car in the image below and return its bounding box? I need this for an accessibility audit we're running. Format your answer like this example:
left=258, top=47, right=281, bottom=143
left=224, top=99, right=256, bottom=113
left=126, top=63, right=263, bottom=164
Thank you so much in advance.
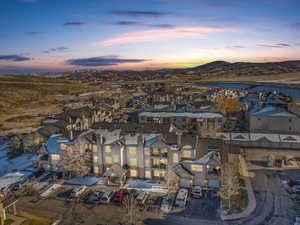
left=100, top=190, right=115, bottom=203
left=136, top=192, right=148, bottom=204
left=71, top=186, right=87, bottom=198
left=294, top=216, right=300, bottom=225
left=293, top=185, right=300, bottom=193
left=191, top=186, right=202, bottom=198
left=175, top=188, right=189, bottom=207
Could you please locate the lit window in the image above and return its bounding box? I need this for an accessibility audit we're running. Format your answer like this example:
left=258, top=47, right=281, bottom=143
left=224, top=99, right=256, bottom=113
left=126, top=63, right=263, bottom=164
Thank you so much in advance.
left=130, top=169, right=137, bottom=177
left=173, top=153, right=179, bottom=163
left=160, top=158, right=168, bottom=165
left=92, top=145, right=98, bottom=153
left=144, top=147, right=150, bottom=155
left=51, top=154, right=60, bottom=160
left=152, top=147, right=160, bottom=155
left=129, top=158, right=137, bottom=166
left=153, top=170, right=160, bottom=177
left=161, top=148, right=168, bottom=153
left=145, top=159, right=151, bottom=167
left=152, top=158, right=160, bottom=166
left=60, top=144, right=66, bottom=150
left=145, top=170, right=151, bottom=178
left=191, top=164, right=203, bottom=171
left=105, top=156, right=112, bottom=164
left=94, top=166, right=99, bottom=174
left=105, top=146, right=112, bottom=153
left=113, top=154, right=120, bottom=163
left=127, top=147, right=137, bottom=155
left=182, top=150, right=191, bottom=158
left=93, top=156, right=98, bottom=163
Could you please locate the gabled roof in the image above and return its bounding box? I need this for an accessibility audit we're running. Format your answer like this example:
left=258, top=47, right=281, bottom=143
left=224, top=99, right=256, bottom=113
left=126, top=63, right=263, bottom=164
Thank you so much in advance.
left=172, top=164, right=194, bottom=178
left=251, top=106, right=297, bottom=117
left=193, top=151, right=221, bottom=165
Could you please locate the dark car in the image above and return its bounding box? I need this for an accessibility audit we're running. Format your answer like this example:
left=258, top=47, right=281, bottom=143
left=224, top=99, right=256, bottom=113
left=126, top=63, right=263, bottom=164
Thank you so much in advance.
left=85, top=191, right=104, bottom=204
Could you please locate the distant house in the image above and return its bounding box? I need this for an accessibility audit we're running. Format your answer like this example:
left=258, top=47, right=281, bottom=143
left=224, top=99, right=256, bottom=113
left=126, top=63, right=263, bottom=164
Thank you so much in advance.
left=249, top=106, right=300, bottom=133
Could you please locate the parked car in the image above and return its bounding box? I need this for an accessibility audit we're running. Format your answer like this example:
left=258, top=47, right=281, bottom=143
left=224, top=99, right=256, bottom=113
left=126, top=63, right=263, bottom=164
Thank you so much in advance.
left=294, top=216, right=300, bottom=225
left=113, top=189, right=128, bottom=202
left=86, top=191, right=103, bottom=204
left=71, top=186, right=87, bottom=198
left=136, top=192, right=148, bottom=204
left=175, top=188, right=188, bottom=207
left=37, top=173, right=52, bottom=183
left=100, top=190, right=115, bottom=203
left=191, top=186, right=202, bottom=198
left=160, top=195, right=174, bottom=214
left=292, top=185, right=300, bottom=193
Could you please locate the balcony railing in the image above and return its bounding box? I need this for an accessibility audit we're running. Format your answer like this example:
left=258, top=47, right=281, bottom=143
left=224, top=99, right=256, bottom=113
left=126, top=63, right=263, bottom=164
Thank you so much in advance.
left=152, top=164, right=167, bottom=169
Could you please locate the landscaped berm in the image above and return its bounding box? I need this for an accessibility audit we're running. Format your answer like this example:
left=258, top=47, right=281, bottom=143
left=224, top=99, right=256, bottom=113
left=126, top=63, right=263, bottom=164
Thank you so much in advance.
left=17, top=211, right=56, bottom=225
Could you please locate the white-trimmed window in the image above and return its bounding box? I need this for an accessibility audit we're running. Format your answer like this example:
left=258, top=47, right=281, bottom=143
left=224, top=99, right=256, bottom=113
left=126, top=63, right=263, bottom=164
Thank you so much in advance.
left=93, top=156, right=98, bottom=163
left=94, top=166, right=99, bottom=174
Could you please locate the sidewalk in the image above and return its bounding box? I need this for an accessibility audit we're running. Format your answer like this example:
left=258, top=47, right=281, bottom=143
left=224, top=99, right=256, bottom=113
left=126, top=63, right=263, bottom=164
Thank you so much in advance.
left=221, top=156, right=257, bottom=221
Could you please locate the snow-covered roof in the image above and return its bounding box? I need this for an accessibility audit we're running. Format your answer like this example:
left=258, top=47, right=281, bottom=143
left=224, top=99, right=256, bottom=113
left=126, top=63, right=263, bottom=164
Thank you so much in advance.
left=95, top=129, right=161, bottom=146
left=193, top=151, right=217, bottom=165
left=45, top=135, right=73, bottom=154
left=250, top=106, right=297, bottom=117
left=216, top=132, right=300, bottom=143
left=0, top=152, right=37, bottom=177
left=0, top=171, right=32, bottom=190
left=139, top=111, right=223, bottom=119
left=66, top=176, right=105, bottom=186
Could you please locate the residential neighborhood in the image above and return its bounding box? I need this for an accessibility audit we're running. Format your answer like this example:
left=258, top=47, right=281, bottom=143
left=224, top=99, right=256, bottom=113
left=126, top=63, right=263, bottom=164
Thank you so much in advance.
left=1, top=80, right=300, bottom=225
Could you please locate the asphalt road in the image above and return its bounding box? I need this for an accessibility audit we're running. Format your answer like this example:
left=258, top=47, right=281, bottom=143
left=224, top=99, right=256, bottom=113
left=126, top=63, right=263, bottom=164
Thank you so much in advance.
left=225, top=170, right=295, bottom=225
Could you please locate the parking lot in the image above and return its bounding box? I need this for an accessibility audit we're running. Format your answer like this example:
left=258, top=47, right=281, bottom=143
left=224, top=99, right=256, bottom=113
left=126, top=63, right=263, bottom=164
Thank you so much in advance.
left=12, top=173, right=223, bottom=225
left=172, top=190, right=220, bottom=221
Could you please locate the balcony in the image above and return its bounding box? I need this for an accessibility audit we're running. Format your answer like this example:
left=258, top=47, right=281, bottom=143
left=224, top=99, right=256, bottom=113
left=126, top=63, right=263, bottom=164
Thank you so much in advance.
left=151, top=153, right=168, bottom=158
left=152, top=164, right=167, bottom=169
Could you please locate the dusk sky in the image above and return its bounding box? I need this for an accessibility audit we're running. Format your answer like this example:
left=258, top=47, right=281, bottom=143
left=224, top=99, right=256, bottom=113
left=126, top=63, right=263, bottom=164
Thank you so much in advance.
left=0, top=0, right=300, bottom=73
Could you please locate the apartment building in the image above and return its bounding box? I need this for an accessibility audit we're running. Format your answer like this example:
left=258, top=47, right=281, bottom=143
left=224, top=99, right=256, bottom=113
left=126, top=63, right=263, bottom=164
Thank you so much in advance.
left=138, top=111, right=224, bottom=132
left=44, top=123, right=224, bottom=187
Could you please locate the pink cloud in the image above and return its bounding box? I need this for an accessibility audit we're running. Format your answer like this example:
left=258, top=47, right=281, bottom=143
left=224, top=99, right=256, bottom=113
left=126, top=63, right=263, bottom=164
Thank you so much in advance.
left=93, top=26, right=236, bottom=46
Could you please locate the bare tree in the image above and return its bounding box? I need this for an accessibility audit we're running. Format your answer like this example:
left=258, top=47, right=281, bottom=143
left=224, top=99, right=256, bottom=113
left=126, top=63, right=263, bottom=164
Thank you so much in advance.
left=60, top=146, right=92, bottom=178
left=219, top=163, right=240, bottom=211
left=122, top=190, right=149, bottom=225
left=166, top=168, right=179, bottom=196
